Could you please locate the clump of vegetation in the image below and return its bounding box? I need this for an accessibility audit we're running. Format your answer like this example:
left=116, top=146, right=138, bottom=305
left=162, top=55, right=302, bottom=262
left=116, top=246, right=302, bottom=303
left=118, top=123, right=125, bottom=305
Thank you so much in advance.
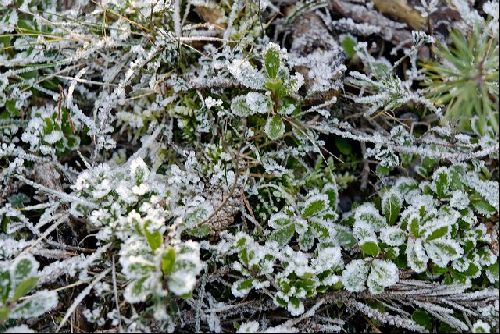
left=0, top=0, right=498, bottom=333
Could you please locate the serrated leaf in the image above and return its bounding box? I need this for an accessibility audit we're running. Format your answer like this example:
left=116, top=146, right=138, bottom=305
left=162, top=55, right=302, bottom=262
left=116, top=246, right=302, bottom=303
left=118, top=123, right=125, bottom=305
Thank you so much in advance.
left=161, top=247, right=176, bottom=275
left=301, top=194, right=328, bottom=218
left=382, top=191, right=401, bottom=225
left=269, top=224, right=295, bottom=247
left=361, top=240, right=380, bottom=257
left=264, top=115, right=285, bottom=140
left=13, top=277, right=39, bottom=301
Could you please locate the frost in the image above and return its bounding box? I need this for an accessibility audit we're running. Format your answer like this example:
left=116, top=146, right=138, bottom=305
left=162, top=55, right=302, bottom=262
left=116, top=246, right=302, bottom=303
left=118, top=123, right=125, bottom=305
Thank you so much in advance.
left=367, top=260, right=399, bottom=294
left=342, top=259, right=369, bottom=292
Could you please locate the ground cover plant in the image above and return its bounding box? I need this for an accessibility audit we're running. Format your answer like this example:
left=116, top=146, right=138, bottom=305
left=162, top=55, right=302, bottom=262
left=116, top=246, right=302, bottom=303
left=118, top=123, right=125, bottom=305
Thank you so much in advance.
left=0, top=0, right=498, bottom=332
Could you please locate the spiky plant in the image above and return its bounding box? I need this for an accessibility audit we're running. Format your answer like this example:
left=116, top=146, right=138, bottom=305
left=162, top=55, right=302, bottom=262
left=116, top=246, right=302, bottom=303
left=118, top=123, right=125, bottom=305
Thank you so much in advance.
left=422, top=24, right=499, bottom=135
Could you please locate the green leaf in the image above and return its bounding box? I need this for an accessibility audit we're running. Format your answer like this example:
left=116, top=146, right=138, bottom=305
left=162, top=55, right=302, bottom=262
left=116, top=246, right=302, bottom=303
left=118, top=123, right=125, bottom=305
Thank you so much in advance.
left=13, top=277, right=39, bottom=301
left=433, top=169, right=450, bottom=198
left=161, top=247, right=176, bottom=275
left=237, top=279, right=253, bottom=291
left=301, top=195, right=328, bottom=218
left=0, top=306, right=9, bottom=323
left=264, top=44, right=280, bottom=78
left=264, top=115, right=285, bottom=140
left=412, top=309, right=432, bottom=330
left=269, top=224, right=295, bottom=247
left=426, top=225, right=448, bottom=241
left=335, top=138, right=353, bottom=155
left=341, top=36, right=357, bottom=59
left=187, top=223, right=211, bottom=237
left=0, top=270, right=10, bottom=303
left=144, top=225, right=162, bottom=252
left=361, top=240, right=380, bottom=257
left=5, top=99, right=19, bottom=117
left=382, top=191, right=401, bottom=225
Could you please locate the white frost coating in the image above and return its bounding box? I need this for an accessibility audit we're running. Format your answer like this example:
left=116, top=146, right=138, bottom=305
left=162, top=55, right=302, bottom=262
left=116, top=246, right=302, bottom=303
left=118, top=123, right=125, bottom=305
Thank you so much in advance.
left=424, top=239, right=463, bottom=267
left=312, top=247, right=343, bottom=273
left=407, top=238, right=428, bottom=273
left=450, top=190, right=470, bottom=210
left=4, top=325, right=35, bottom=333
left=353, top=203, right=386, bottom=232
left=237, top=321, right=260, bottom=333
left=167, top=241, right=202, bottom=296
left=227, top=59, right=265, bottom=90
left=472, top=319, right=491, bottom=333
left=380, top=226, right=406, bottom=246
left=367, top=259, right=399, bottom=294
left=9, top=290, right=58, bottom=319
left=245, top=92, right=271, bottom=114
left=231, top=279, right=254, bottom=298
left=341, top=259, right=369, bottom=292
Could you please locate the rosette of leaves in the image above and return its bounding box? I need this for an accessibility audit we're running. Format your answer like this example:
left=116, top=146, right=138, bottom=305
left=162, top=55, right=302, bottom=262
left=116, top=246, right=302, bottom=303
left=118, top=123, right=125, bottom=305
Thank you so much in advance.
left=228, top=43, right=303, bottom=141
left=267, top=184, right=339, bottom=251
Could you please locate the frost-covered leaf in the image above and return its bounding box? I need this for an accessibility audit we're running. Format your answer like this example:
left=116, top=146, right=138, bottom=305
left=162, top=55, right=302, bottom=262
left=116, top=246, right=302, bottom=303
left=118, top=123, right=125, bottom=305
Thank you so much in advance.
left=382, top=190, right=401, bottom=225
left=432, top=167, right=450, bottom=198
left=341, top=259, right=369, bottom=292
left=301, top=194, right=328, bottom=218
left=167, top=241, right=202, bottom=296
left=269, top=224, right=295, bottom=247
left=11, top=255, right=38, bottom=286
left=231, top=279, right=254, bottom=298
left=367, top=259, right=399, bottom=294
left=472, top=320, right=491, bottom=333
left=124, top=277, right=150, bottom=303
left=144, top=225, right=162, bottom=251
left=3, top=325, right=35, bottom=333
left=380, top=226, right=406, bottom=246
left=9, top=290, right=58, bottom=319
left=264, top=43, right=281, bottom=79
left=231, top=95, right=253, bottom=117
left=264, top=115, right=285, bottom=140
left=424, top=239, right=463, bottom=267
left=268, top=212, right=293, bottom=229
left=228, top=59, right=266, bottom=89
left=298, top=228, right=315, bottom=251
left=407, top=238, right=429, bottom=273
left=353, top=203, right=386, bottom=232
